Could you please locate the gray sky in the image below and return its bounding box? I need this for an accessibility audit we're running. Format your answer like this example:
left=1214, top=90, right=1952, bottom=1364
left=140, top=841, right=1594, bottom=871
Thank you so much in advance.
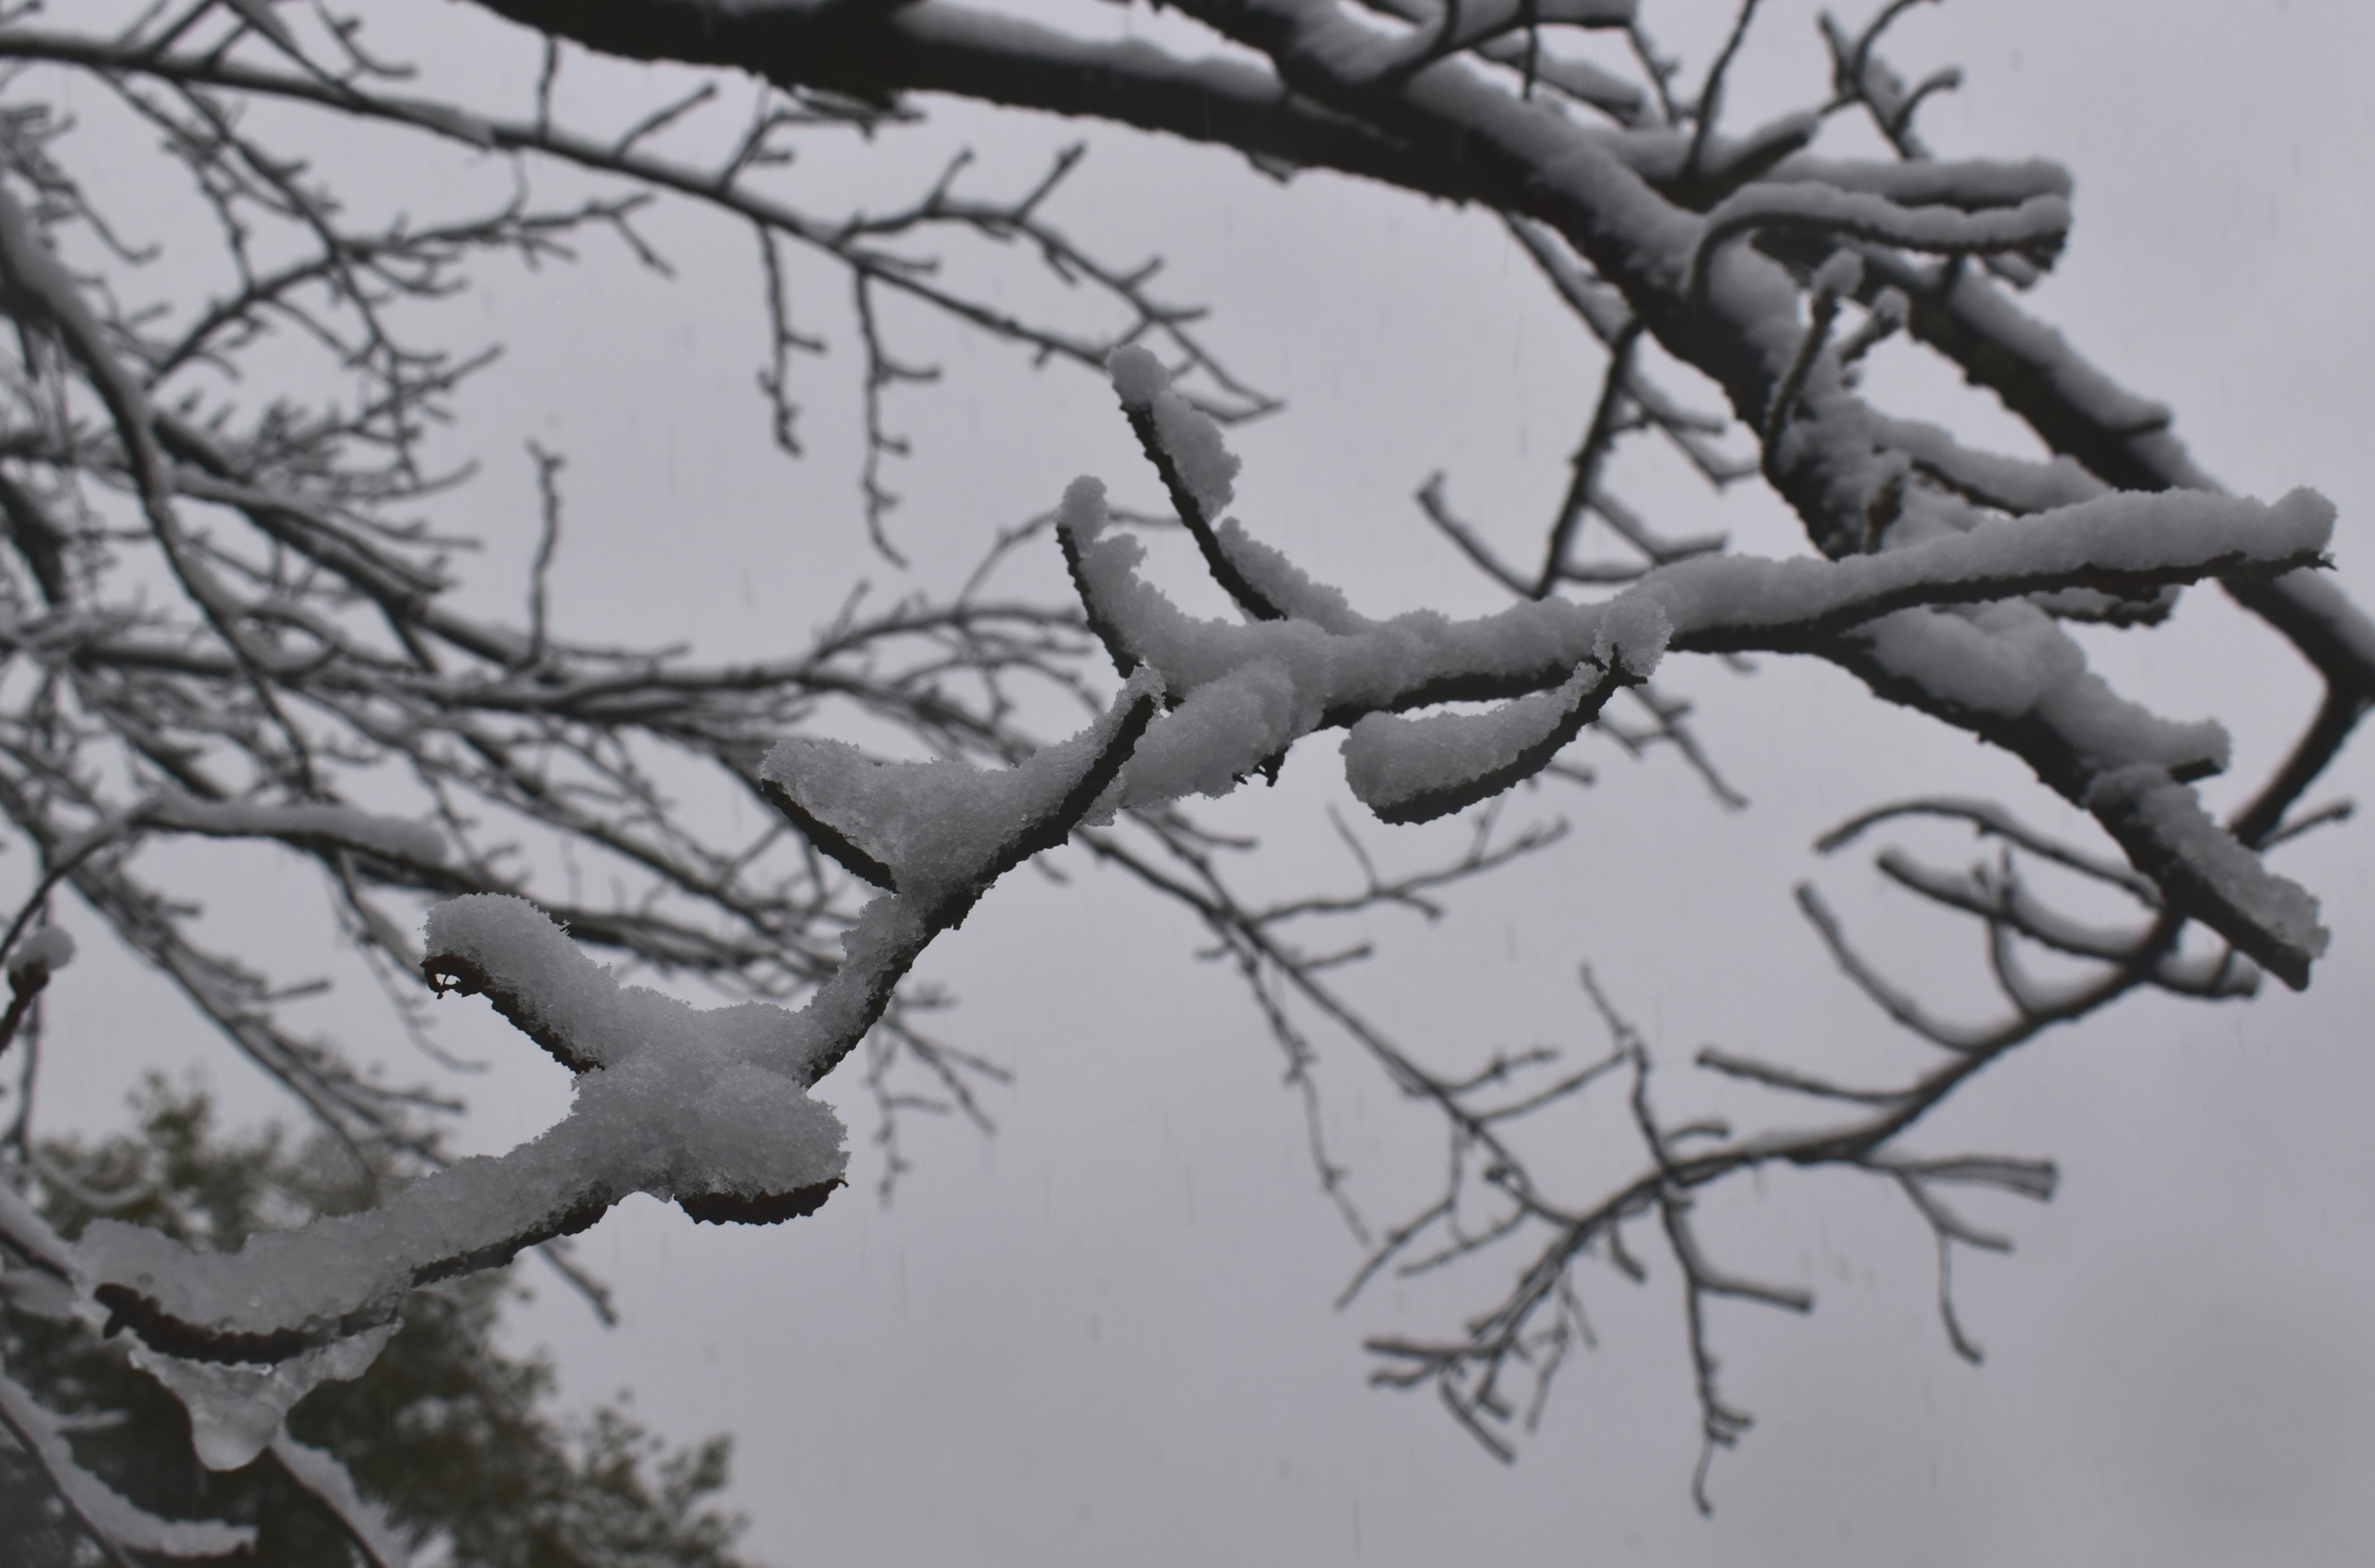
left=30, top=2, right=2375, bottom=1563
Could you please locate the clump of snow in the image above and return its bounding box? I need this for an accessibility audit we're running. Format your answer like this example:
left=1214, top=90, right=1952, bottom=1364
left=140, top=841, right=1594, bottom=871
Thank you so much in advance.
left=1810, top=249, right=1863, bottom=299
left=1870, top=414, right=2105, bottom=513
left=1105, top=343, right=1169, bottom=407
left=2038, top=669, right=2228, bottom=777
left=7, top=924, right=73, bottom=978
left=1118, top=661, right=1302, bottom=806
left=1855, top=602, right=2084, bottom=717
left=1155, top=400, right=1239, bottom=518
left=424, top=895, right=850, bottom=1186
left=2085, top=764, right=2327, bottom=983
left=1106, top=345, right=1239, bottom=517
left=1342, top=663, right=1607, bottom=822
left=1214, top=519, right=1369, bottom=633
left=762, top=669, right=1163, bottom=903
left=1593, top=594, right=1671, bottom=676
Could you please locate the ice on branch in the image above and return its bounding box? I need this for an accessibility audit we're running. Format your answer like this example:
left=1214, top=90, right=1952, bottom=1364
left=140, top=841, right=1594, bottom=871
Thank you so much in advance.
left=121, top=1324, right=396, bottom=1472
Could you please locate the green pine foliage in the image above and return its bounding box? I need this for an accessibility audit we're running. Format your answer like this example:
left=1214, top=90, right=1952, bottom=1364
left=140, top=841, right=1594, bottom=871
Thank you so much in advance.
left=0, top=1080, right=761, bottom=1567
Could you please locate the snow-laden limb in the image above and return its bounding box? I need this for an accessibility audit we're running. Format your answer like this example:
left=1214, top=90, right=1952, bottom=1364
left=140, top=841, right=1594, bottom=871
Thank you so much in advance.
left=1140, top=0, right=2338, bottom=982
left=1864, top=247, right=2375, bottom=694
left=1347, top=0, right=1635, bottom=84
left=1868, top=848, right=2258, bottom=999
left=1352, top=0, right=1645, bottom=117
left=138, top=792, right=450, bottom=867
left=1692, top=184, right=2068, bottom=294
left=56, top=676, right=1162, bottom=1476
left=71, top=906, right=846, bottom=1366
left=271, top=1433, right=414, bottom=1568
left=1074, top=328, right=2337, bottom=978
left=1826, top=598, right=2330, bottom=984
left=76, top=892, right=850, bottom=1375
left=758, top=667, right=1164, bottom=911
left=2084, top=765, right=2326, bottom=974
left=1752, top=155, right=2069, bottom=213
left=1343, top=659, right=1631, bottom=824
left=0, top=1363, right=256, bottom=1558
left=1344, top=597, right=1671, bottom=823
left=1058, top=435, right=2329, bottom=815
left=1654, top=488, right=2332, bottom=650
left=1859, top=417, right=2168, bottom=624
left=1105, top=344, right=1282, bottom=623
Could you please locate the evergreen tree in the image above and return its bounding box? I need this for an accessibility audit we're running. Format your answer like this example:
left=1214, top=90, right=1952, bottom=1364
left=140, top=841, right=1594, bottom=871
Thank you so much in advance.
left=1, top=1083, right=758, bottom=1568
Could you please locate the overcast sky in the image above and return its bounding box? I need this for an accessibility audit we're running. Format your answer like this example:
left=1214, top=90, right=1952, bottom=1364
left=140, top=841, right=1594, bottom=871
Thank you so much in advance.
left=30, top=2, right=2375, bottom=1564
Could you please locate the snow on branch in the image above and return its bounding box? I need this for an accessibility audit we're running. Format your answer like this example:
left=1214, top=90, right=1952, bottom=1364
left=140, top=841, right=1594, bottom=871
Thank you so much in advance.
left=1060, top=358, right=2331, bottom=845
left=0, top=1366, right=257, bottom=1560
left=1753, top=155, right=2069, bottom=213
left=5, top=0, right=2368, bottom=1516
left=759, top=668, right=1162, bottom=913
left=1348, top=0, right=1637, bottom=87
left=30, top=678, right=1159, bottom=1491
left=1690, top=184, right=2068, bottom=295
left=1079, top=336, right=2340, bottom=982
left=137, top=793, right=450, bottom=868
left=1353, top=0, right=1646, bottom=117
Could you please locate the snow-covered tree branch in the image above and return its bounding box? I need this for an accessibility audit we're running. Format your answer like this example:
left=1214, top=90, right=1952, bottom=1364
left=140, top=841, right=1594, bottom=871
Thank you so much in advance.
left=0, top=0, right=2367, bottom=1554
